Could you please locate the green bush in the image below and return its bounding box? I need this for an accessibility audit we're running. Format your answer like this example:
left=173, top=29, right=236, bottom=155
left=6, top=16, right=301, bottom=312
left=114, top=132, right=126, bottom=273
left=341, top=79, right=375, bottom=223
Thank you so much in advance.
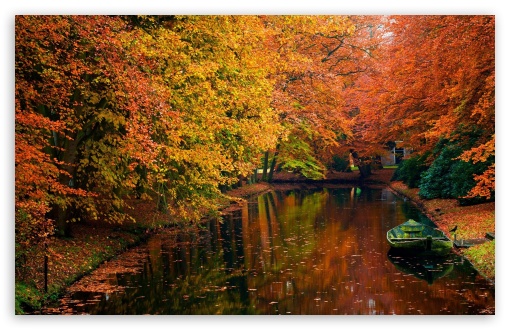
left=391, top=152, right=430, bottom=188
left=279, top=135, right=326, bottom=180
left=418, top=139, right=494, bottom=201
left=330, top=154, right=350, bottom=172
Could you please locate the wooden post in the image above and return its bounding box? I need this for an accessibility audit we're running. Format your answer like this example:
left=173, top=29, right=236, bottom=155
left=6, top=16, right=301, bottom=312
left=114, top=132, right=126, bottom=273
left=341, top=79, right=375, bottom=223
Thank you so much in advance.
left=44, top=255, right=48, bottom=293
left=426, top=235, right=432, bottom=251
left=44, top=242, right=49, bottom=293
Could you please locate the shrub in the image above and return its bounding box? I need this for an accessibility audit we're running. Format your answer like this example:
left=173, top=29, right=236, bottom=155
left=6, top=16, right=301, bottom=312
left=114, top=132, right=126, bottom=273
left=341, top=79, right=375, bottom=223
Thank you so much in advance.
left=391, top=152, right=430, bottom=188
left=418, top=139, right=494, bottom=201
left=330, top=154, right=350, bottom=172
left=279, top=135, right=326, bottom=180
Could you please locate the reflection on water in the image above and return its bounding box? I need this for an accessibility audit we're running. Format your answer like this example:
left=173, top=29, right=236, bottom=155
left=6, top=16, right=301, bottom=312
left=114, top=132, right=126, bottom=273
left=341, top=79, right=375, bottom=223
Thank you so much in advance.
left=48, top=187, right=495, bottom=315
left=387, top=252, right=454, bottom=285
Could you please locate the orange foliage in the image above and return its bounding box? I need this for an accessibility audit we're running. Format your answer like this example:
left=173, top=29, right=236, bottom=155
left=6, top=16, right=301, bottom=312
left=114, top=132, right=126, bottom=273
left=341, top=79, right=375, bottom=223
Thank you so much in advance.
left=263, top=16, right=381, bottom=165
left=356, top=16, right=494, bottom=147
left=353, top=16, right=495, bottom=197
left=15, top=15, right=282, bottom=249
left=15, top=15, right=496, bottom=263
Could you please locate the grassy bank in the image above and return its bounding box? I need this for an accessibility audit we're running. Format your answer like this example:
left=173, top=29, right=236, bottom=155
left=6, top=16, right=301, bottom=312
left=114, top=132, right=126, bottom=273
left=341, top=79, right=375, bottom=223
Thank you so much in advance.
left=389, top=181, right=495, bottom=281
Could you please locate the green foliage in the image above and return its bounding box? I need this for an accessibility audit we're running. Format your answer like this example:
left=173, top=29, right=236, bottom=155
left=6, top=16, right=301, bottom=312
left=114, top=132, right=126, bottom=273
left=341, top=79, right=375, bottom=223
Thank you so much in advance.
left=279, top=135, right=326, bottom=180
left=330, top=154, right=350, bottom=172
left=418, top=137, right=494, bottom=201
left=391, top=152, right=430, bottom=188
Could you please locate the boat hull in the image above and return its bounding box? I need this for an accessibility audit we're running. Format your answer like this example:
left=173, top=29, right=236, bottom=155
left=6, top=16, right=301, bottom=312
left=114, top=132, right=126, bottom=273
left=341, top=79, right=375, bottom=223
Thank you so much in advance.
left=387, top=237, right=453, bottom=256
left=387, top=219, right=453, bottom=256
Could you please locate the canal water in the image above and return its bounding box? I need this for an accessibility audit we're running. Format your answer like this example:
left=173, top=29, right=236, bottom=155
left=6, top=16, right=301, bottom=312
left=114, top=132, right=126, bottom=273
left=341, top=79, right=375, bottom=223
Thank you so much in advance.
left=46, top=187, right=495, bottom=315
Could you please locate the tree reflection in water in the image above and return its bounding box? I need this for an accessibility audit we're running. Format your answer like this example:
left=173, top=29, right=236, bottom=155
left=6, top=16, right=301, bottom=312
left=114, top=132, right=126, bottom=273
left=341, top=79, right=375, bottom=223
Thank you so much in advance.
left=49, top=187, right=495, bottom=315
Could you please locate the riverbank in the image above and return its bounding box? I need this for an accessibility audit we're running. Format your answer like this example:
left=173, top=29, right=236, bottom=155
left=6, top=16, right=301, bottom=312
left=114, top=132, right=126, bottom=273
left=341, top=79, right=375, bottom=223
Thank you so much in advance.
left=16, top=167, right=495, bottom=314
left=389, top=181, right=495, bottom=282
left=15, top=182, right=276, bottom=314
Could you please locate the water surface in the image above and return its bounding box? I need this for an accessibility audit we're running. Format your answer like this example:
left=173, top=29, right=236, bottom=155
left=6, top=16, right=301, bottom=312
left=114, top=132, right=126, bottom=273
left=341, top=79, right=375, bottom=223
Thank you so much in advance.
left=47, top=187, right=495, bottom=314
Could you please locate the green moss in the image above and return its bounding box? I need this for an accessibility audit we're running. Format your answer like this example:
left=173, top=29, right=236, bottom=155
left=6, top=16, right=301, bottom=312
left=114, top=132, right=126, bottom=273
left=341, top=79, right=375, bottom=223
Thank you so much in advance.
left=463, top=240, right=495, bottom=280
left=15, top=283, right=43, bottom=314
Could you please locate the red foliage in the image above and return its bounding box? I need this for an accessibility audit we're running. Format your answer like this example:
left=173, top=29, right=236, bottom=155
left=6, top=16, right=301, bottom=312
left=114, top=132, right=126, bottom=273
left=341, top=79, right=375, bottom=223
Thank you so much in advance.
left=353, top=16, right=495, bottom=197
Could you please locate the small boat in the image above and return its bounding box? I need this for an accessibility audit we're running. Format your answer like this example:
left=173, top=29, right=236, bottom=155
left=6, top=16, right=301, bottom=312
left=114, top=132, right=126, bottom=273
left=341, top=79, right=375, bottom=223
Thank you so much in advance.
left=387, top=219, right=453, bottom=256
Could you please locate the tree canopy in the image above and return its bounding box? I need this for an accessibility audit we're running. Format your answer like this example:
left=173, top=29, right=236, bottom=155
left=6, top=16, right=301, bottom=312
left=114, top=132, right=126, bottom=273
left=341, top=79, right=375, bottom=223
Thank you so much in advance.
left=15, top=15, right=495, bottom=260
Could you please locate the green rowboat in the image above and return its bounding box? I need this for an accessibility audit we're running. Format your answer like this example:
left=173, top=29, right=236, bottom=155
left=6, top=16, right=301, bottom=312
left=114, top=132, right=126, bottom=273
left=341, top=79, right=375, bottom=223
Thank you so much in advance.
left=387, top=219, right=453, bottom=256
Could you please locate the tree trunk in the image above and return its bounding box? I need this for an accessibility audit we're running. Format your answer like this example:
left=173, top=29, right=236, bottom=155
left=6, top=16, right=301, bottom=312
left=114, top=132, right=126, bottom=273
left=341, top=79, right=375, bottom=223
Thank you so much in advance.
left=53, top=134, right=81, bottom=237
left=157, top=182, right=168, bottom=213
left=267, top=147, right=280, bottom=183
left=237, top=175, right=244, bottom=188
left=262, top=151, right=269, bottom=181
left=359, top=163, right=372, bottom=178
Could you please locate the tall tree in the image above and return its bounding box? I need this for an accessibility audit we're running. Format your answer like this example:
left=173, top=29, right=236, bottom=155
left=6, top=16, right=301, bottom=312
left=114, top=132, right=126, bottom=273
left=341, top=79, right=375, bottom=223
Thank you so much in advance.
left=15, top=15, right=173, bottom=238
left=262, top=15, right=379, bottom=178
left=354, top=15, right=495, bottom=197
left=134, top=15, right=282, bottom=220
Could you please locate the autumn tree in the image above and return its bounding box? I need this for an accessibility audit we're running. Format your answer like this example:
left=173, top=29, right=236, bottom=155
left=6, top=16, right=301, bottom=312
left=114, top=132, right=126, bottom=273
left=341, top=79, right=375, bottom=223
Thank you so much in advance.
left=16, top=15, right=495, bottom=274
left=16, top=16, right=99, bottom=249
left=354, top=15, right=495, bottom=198
left=258, top=15, right=380, bottom=180
left=124, top=15, right=282, bottom=220
left=15, top=14, right=283, bottom=254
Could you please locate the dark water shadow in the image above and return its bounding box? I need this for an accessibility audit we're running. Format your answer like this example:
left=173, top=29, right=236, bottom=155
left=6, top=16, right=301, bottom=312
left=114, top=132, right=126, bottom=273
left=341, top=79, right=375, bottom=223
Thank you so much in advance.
left=387, top=250, right=455, bottom=285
